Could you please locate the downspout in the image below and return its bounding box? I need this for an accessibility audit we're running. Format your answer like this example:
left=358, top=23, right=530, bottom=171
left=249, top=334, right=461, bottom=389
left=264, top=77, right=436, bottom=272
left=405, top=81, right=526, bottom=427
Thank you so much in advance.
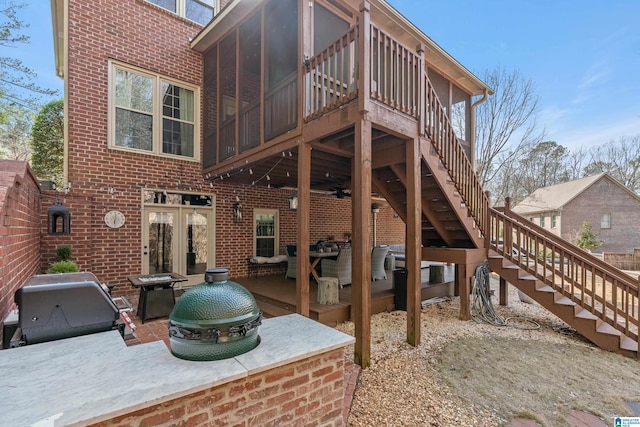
left=470, top=88, right=488, bottom=169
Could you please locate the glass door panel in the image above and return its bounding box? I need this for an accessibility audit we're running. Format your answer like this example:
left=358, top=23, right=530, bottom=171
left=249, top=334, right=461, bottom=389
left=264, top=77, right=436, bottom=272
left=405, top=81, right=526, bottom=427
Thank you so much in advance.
left=186, top=211, right=208, bottom=276
left=147, top=210, right=176, bottom=274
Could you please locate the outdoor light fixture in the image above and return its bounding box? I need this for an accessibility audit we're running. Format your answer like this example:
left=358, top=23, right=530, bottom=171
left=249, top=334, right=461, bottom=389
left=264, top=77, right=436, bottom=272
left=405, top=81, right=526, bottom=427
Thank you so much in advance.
left=47, top=201, right=71, bottom=235
left=232, top=202, right=243, bottom=223
left=288, top=194, right=298, bottom=211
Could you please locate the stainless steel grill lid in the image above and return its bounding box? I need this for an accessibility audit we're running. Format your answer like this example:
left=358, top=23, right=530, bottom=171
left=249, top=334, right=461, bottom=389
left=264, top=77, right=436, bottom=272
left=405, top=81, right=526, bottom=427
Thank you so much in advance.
left=169, top=268, right=261, bottom=361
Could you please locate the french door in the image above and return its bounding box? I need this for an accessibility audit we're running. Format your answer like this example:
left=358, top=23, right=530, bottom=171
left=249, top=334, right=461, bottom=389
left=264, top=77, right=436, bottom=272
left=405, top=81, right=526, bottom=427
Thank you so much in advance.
left=142, top=191, right=215, bottom=282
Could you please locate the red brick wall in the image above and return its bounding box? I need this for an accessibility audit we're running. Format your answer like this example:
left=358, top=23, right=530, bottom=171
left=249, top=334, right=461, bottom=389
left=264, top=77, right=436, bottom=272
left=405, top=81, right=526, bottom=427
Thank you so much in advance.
left=561, top=176, right=640, bottom=253
left=91, top=348, right=346, bottom=427
left=0, top=161, right=41, bottom=340
left=62, top=0, right=405, bottom=297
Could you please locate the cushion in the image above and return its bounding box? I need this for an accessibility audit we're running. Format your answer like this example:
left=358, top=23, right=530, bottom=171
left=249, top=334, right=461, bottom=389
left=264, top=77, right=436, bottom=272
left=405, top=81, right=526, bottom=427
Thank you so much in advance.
left=267, top=254, right=287, bottom=263
left=249, top=256, right=269, bottom=264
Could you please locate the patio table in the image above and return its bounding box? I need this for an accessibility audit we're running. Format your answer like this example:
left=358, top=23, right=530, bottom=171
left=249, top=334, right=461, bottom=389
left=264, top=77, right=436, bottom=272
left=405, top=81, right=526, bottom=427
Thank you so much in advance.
left=309, top=251, right=338, bottom=282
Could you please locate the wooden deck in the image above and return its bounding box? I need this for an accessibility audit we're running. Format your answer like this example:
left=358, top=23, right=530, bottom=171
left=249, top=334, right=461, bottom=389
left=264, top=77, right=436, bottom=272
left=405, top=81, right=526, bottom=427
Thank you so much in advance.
left=233, top=266, right=456, bottom=326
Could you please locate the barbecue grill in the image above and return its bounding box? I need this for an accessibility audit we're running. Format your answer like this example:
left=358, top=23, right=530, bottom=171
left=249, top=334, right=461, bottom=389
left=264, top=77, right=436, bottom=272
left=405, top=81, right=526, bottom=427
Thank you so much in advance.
left=5, top=272, right=123, bottom=348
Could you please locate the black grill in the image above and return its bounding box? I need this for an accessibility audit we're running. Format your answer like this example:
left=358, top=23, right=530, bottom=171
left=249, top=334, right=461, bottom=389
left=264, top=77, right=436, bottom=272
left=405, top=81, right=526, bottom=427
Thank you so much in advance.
left=8, top=272, right=121, bottom=347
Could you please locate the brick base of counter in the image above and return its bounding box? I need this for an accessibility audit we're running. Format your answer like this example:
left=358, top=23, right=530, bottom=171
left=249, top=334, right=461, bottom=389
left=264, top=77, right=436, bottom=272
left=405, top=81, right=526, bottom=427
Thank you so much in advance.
left=91, top=348, right=347, bottom=427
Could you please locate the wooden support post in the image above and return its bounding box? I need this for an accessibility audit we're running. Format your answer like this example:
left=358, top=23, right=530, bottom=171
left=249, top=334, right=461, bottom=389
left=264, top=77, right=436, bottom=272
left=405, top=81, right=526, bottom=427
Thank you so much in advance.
left=499, top=276, right=508, bottom=306
left=406, top=137, right=421, bottom=346
left=458, top=263, right=471, bottom=321
left=352, top=118, right=372, bottom=368
left=352, top=0, right=372, bottom=369
left=296, top=142, right=311, bottom=317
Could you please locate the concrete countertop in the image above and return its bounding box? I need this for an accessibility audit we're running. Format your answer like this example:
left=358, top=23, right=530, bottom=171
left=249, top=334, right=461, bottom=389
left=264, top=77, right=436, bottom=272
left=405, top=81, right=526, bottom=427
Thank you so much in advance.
left=0, top=314, right=354, bottom=427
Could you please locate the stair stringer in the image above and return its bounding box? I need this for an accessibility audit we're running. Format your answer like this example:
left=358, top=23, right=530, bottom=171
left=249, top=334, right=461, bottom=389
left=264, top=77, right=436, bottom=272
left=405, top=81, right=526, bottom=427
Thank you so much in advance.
left=488, top=252, right=638, bottom=359
left=419, top=137, right=483, bottom=249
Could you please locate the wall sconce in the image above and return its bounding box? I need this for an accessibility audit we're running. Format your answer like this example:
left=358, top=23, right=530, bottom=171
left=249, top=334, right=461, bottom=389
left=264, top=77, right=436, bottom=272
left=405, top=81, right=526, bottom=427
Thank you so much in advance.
left=47, top=201, right=71, bottom=234
left=288, top=194, right=298, bottom=211
left=371, top=203, right=381, bottom=213
left=232, top=202, right=243, bottom=223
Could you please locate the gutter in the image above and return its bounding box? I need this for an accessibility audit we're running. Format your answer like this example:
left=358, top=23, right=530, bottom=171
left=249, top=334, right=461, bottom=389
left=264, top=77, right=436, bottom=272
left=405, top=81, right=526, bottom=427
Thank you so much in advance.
left=470, top=88, right=489, bottom=169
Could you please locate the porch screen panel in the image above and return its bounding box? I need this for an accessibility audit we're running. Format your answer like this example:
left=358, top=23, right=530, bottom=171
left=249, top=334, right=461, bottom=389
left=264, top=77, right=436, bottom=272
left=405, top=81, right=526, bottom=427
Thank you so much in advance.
left=264, top=0, right=298, bottom=141
left=203, top=46, right=217, bottom=168
left=451, top=83, right=471, bottom=152
left=239, top=12, right=262, bottom=153
left=219, top=33, right=237, bottom=161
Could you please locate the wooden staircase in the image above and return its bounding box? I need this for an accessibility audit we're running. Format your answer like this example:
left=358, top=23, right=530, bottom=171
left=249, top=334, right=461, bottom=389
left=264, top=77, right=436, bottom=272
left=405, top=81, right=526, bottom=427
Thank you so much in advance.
left=488, top=249, right=638, bottom=357
left=369, top=74, right=640, bottom=359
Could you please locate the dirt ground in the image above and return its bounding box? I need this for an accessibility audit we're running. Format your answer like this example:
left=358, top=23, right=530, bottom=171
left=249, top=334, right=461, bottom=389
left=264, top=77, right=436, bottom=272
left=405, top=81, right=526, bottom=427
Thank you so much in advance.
left=337, top=277, right=640, bottom=427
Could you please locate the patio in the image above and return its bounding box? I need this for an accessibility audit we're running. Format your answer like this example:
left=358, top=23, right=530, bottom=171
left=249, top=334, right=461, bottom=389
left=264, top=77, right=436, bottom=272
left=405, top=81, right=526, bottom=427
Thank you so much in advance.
left=124, top=265, right=456, bottom=344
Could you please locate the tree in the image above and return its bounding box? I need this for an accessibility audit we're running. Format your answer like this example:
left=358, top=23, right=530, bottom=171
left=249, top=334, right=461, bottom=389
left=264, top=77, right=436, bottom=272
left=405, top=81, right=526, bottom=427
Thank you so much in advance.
left=574, top=221, right=604, bottom=251
left=517, top=141, right=570, bottom=196
left=30, top=99, right=63, bottom=182
left=0, top=2, right=58, bottom=113
left=0, top=103, right=32, bottom=160
left=475, top=67, right=546, bottom=200
left=583, top=135, right=640, bottom=193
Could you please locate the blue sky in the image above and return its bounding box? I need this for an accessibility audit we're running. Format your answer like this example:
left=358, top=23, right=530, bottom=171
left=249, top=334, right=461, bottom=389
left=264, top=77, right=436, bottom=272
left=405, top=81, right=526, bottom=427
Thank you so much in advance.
left=18, top=1, right=640, bottom=151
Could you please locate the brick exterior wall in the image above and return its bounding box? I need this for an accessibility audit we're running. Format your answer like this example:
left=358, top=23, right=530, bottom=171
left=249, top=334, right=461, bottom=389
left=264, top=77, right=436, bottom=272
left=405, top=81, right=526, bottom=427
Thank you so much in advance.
left=91, top=348, right=346, bottom=427
left=560, top=176, right=640, bottom=254
left=0, top=161, right=41, bottom=342
left=59, top=0, right=405, bottom=297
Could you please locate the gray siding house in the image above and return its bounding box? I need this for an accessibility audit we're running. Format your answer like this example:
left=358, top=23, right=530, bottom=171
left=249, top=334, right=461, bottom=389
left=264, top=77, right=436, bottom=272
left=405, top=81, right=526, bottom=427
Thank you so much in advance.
left=512, top=173, right=640, bottom=254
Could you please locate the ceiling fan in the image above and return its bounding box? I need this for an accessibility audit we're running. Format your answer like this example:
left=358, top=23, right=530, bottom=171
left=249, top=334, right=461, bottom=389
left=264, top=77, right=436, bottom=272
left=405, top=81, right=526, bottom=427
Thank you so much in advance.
left=331, top=183, right=351, bottom=199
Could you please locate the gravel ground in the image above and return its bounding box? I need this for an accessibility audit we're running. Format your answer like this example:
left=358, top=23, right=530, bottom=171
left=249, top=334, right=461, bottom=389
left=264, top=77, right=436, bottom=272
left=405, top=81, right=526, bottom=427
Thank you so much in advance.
left=335, top=277, right=597, bottom=426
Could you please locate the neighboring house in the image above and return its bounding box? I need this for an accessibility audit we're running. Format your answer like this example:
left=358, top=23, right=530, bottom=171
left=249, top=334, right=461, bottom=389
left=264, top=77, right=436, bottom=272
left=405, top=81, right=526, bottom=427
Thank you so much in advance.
left=512, top=173, right=640, bottom=254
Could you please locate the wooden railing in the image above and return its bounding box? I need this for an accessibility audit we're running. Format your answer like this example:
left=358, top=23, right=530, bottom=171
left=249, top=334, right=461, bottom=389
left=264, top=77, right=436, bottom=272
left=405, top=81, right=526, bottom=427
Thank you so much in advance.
left=423, top=76, right=490, bottom=233
left=265, top=72, right=298, bottom=141
left=491, top=202, right=639, bottom=342
left=304, top=26, right=358, bottom=121
left=369, top=24, right=420, bottom=118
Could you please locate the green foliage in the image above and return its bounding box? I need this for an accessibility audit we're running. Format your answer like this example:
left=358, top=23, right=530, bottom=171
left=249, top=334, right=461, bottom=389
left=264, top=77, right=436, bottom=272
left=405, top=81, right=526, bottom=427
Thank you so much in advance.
left=30, top=99, right=63, bottom=182
left=47, top=260, right=79, bottom=274
left=0, top=2, right=58, bottom=112
left=55, top=245, right=72, bottom=261
left=574, top=221, right=604, bottom=251
left=0, top=103, right=32, bottom=160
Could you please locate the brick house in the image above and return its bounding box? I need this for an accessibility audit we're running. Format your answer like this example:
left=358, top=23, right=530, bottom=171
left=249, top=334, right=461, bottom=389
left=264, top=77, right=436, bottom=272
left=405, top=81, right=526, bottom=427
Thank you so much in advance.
left=47, top=0, right=407, bottom=295
left=512, top=173, right=640, bottom=254
left=29, top=0, right=638, bottom=366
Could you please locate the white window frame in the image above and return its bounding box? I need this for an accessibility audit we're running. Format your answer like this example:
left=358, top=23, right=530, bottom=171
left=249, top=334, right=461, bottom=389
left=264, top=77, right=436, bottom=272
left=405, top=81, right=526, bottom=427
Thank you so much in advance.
left=144, top=0, right=219, bottom=26
left=540, top=215, right=546, bottom=228
left=601, top=213, right=611, bottom=229
left=108, top=60, right=200, bottom=162
left=253, top=208, right=280, bottom=257
left=551, top=214, right=557, bottom=228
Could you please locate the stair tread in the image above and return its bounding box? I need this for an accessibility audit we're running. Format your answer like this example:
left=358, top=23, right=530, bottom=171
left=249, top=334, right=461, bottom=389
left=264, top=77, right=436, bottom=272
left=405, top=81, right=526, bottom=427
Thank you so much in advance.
left=257, top=300, right=294, bottom=318
left=621, top=337, right=639, bottom=352
left=554, top=296, right=575, bottom=306
left=535, top=285, right=555, bottom=293
left=596, top=322, right=622, bottom=336
left=575, top=309, right=598, bottom=320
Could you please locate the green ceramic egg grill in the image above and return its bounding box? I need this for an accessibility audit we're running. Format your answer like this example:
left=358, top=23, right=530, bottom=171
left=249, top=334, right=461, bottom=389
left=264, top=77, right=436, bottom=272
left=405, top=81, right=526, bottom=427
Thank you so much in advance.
left=169, top=268, right=262, bottom=361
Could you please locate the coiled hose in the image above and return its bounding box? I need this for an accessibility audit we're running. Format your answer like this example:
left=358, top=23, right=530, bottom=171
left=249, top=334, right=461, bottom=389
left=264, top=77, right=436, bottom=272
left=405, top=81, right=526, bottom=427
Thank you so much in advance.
left=471, top=261, right=540, bottom=330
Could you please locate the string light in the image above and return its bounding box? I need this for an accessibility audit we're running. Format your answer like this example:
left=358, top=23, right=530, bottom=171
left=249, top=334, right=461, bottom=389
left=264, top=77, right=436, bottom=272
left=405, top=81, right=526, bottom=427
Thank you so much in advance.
left=249, top=168, right=253, bottom=175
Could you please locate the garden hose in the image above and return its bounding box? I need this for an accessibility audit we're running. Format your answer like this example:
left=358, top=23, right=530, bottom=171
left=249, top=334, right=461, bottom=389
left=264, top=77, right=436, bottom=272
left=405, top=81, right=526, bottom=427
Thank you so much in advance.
left=471, top=261, right=540, bottom=330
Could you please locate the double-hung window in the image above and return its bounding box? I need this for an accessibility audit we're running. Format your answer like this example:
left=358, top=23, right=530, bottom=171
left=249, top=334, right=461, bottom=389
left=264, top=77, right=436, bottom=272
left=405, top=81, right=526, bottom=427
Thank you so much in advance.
left=254, top=209, right=279, bottom=257
left=145, top=0, right=217, bottom=26
left=110, top=61, right=199, bottom=161
left=601, top=213, right=611, bottom=229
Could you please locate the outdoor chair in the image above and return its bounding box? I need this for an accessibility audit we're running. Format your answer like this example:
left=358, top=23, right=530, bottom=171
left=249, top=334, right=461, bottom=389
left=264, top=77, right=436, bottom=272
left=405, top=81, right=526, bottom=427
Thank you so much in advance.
left=285, top=245, right=296, bottom=279
left=321, top=248, right=352, bottom=287
left=371, top=245, right=390, bottom=280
